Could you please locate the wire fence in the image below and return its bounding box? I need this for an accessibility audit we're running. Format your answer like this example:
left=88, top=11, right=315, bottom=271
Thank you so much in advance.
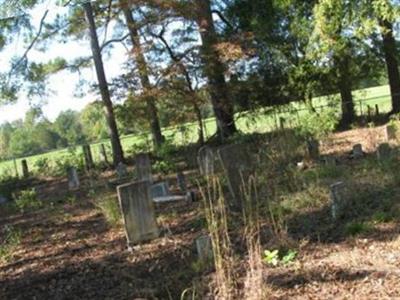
left=0, top=92, right=394, bottom=177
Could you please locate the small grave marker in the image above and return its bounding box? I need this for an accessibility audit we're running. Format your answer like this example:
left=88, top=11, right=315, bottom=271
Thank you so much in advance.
left=385, top=124, right=397, bottom=141
left=117, top=180, right=159, bottom=248
left=197, top=146, right=215, bottom=176
left=116, top=162, right=128, bottom=179
left=67, top=167, right=80, bottom=190
left=176, top=171, right=187, bottom=192
left=217, top=143, right=257, bottom=209
left=352, top=144, right=364, bottom=159
left=377, top=143, right=391, bottom=161
left=195, top=235, right=213, bottom=264
left=306, top=139, right=320, bottom=160
left=330, top=181, right=347, bottom=221
left=135, top=153, right=152, bottom=183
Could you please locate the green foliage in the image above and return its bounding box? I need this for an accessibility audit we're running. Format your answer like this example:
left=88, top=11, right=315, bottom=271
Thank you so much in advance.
left=95, top=195, right=121, bottom=227
left=296, top=106, right=339, bottom=139
left=34, top=157, right=51, bottom=174
left=0, top=225, right=22, bottom=263
left=153, top=160, right=175, bottom=175
left=263, top=249, right=297, bottom=267
left=14, top=188, right=42, bottom=213
left=345, top=221, right=373, bottom=236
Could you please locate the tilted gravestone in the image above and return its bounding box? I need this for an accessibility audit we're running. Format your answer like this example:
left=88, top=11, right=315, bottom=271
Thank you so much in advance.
left=116, top=162, right=128, bottom=179
left=306, top=139, right=320, bottom=160
left=217, top=143, right=257, bottom=209
left=330, top=181, right=347, bottom=221
left=377, top=143, right=392, bottom=161
left=385, top=124, right=397, bottom=141
left=117, top=180, right=159, bottom=248
left=135, top=153, right=152, bottom=183
left=67, top=167, right=80, bottom=190
left=352, top=144, right=364, bottom=159
left=195, top=234, right=213, bottom=265
left=197, top=146, right=216, bottom=176
left=99, top=144, right=109, bottom=165
left=21, top=159, right=29, bottom=178
left=82, top=144, right=94, bottom=171
left=176, top=171, right=187, bottom=193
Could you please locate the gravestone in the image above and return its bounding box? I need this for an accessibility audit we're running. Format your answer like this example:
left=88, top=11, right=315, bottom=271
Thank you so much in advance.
left=385, top=124, right=397, bottom=141
left=323, top=155, right=337, bottom=166
left=82, top=145, right=94, bottom=171
left=116, top=162, right=128, bottom=179
left=135, top=153, right=152, bottom=183
left=197, top=146, right=215, bottom=176
left=352, top=144, right=364, bottom=159
left=195, top=235, right=213, bottom=264
left=117, top=180, right=159, bottom=248
left=21, top=159, right=29, bottom=178
left=99, top=144, right=109, bottom=165
left=330, top=181, right=347, bottom=221
left=67, top=167, right=80, bottom=190
left=217, top=143, right=257, bottom=209
left=306, top=139, right=320, bottom=160
left=176, top=171, right=187, bottom=193
left=377, top=143, right=391, bottom=161
left=0, top=195, right=8, bottom=205
left=151, top=181, right=170, bottom=199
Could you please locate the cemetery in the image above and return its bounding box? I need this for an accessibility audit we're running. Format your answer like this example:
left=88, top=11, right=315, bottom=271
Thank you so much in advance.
left=1, top=1, right=400, bottom=299
left=1, top=122, right=400, bottom=299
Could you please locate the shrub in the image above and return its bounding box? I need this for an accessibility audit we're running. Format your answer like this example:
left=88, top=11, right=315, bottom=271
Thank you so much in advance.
left=0, top=225, right=22, bottom=263
left=14, top=188, right=42, bottom=213
left=95, top=195, right=121, bottom=227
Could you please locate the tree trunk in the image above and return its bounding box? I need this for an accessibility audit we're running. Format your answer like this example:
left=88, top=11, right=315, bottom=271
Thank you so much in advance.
left=194, top=0, right=237, bottom=140
left=83, top=2, right=124, bottom=165
left=336, top=55, right=355, bottom=129
left=380, top=19, right=400, bottom=114
left=122, top=8, right=164, bottom=148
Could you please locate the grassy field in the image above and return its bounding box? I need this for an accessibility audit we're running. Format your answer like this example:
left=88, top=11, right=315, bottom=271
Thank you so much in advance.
left=0, top=85, right=392, bottom=176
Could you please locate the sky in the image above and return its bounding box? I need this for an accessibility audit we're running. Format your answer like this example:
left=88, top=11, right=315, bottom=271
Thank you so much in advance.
left=0, top=1, right=128, bottom=124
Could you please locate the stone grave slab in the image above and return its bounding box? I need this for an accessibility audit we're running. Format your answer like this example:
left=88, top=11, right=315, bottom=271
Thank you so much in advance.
left=330, top=181, right=347, bottom=220
left=176, top=171, right=187, bottom=192
left=151, top=181, right=170, bottom=198
left=67, top=167, right=80, bottom=190
left=217, top=143, right=257, bottom=209
left=306, top=139, right=320, bottom=160
left=135, top=153, right=152, bottom=183
left=377, top=143, right=391, bottom=161
left=197, top=146, right=216, bottom=176
left=352, top=144, right=364, bottom=159
left=116, top=162, right=128, bottom=179
left=117, top=180, right=159, bottom=248
left=196, top=235, right=213, bottom=264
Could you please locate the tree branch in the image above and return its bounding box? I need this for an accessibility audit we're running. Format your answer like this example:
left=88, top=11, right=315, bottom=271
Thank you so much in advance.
left=8, top=9, right=49, bottom=79
left=100, top=33, right=130, bottom=52
left=211, top=9, right=235, bottom=31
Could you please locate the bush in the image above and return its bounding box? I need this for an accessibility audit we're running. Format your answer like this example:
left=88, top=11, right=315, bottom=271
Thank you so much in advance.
left=95, top=195, right=121, bottom=227
left=34, top=157, right=51, bottom=174
left=14, top=188, right=42, bottom=213
left=0, top=225, right=22, bottom=263
left=296, top=106, right=339, bottom=139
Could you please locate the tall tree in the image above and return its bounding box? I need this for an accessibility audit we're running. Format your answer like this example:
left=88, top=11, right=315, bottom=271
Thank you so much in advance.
left=122, top=5, right=165, bottom=148
left=376, top=1, right=400, bottom=114
left=83, top=2, right=124, bottom=165
left=314, top=0, right=356, bottom=128
left=193, top=0, right=237, bottom=139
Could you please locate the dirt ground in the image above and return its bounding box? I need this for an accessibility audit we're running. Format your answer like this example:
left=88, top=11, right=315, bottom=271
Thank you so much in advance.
left=1, top=126, right=400, bottom=299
